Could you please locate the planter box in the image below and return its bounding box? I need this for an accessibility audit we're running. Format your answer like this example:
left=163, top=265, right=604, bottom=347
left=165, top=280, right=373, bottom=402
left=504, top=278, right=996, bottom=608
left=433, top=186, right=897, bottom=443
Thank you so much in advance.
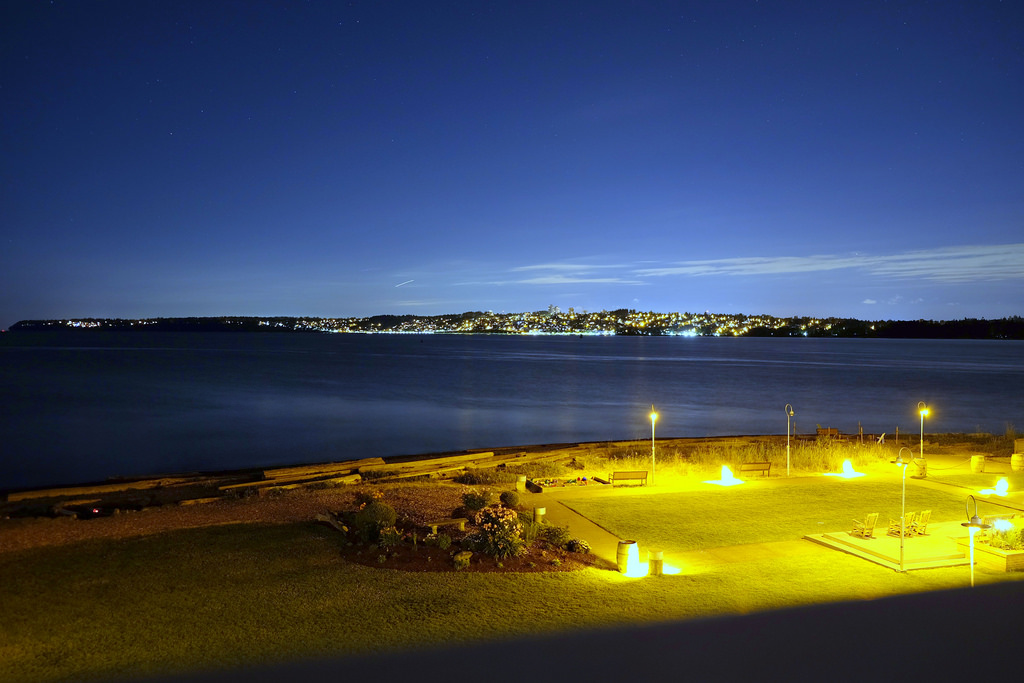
left=957, top=539, right=1024, bottom=572
left=526, top=477, right=600, bottom=493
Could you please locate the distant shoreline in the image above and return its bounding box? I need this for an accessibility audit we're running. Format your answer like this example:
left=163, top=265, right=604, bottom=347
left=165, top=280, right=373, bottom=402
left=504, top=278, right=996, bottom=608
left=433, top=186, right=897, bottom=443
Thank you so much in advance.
left=8, top=312, right=1024, bottom=339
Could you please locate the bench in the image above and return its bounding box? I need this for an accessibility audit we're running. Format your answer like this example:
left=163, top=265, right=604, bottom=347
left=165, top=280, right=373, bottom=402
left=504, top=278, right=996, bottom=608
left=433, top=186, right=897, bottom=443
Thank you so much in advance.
left=610, top=471, right=648, bottom=486
left=425, top=518, right=468, bottom=534
left=739, top=462, right=771, bottom=477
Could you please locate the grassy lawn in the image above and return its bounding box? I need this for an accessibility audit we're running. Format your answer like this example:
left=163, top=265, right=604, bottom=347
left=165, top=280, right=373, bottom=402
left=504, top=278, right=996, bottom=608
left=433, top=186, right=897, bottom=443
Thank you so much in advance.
left=3, top=479, right=1023, bottom=682
left=925, top=471, right=1024, bottom=492
left=563, top=479, right=971, bottom=553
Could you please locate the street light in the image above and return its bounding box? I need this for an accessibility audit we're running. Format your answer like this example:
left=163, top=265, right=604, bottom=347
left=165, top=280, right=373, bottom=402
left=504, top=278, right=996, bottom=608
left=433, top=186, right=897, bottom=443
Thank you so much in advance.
left=785, top=404, right=795, bottom=477
left=891, top=447, right=916, bottom=572
left=918, top=401, right=929, bottom=461
left=962, top=495, right=992, bottom=588
left=649, top=406, right=657, bottom=486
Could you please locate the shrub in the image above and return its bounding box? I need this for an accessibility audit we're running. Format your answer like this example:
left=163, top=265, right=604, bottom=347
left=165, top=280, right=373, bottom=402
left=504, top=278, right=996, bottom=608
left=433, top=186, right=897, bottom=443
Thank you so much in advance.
left=471, top=506, right=526, bottom=559
left=455, top=470, right=518, bottom=485
left=462, top=491, right=491, bottom=512
left=985, top=520, right=1024, bottom=550
left=433, top=533, right=452, bottom=550
left=379, top=526, right=402, bottom=549
left=354, top=490, right=384, bottom=507
left=353, top=500, right=397, bottom=542
left=520, top=519, right=542, bottom=544
left=499, top=491, right=520, bottom=509
left=566, top=538, right=591, bottom=554
left=540, top=524, right=573, bottom=549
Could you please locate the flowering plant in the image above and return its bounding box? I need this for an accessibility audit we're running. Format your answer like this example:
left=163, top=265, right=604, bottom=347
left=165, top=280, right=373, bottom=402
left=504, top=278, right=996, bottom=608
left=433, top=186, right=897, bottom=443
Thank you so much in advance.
left=472, top=505, right=526, bottom=559
left=984, top=518, right=1024, bottom=550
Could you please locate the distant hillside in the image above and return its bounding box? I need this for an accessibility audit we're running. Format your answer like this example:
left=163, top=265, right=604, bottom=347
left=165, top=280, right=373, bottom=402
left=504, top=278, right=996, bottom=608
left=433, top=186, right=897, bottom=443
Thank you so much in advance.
left=9, top=312, right=1024, bottom=339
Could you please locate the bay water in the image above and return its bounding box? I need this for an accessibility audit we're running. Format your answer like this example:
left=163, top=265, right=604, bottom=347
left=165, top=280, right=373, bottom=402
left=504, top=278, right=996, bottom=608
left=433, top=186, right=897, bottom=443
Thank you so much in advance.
left=2, top=331, right=1022, bottom=490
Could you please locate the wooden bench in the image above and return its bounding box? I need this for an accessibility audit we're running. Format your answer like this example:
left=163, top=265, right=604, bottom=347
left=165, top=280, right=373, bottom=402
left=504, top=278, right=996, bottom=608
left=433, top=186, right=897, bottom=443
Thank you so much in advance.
left=425, top=518, right=468, bottom=534
left=610, top=471, right=648, bottom=486
left=739, top=462, right=771, bottom=477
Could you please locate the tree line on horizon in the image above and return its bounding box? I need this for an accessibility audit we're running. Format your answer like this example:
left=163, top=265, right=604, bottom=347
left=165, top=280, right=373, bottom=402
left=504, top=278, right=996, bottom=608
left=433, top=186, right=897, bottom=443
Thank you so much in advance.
left=8, top=312, right=1024, bottom=340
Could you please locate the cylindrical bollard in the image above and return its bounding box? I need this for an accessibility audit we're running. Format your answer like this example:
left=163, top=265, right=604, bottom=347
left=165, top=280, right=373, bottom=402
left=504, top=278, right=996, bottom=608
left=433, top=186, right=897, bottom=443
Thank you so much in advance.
left=912, top=458, right=927, bottom=478
left=970, top=455, right=985, bottom=473
left=516, top=475, right=527, bottom=492
left=533, top=507, right=546, bottom=523
left=648, top=550, right=664, bottom=576
left=616, top=540, right=637, bottom=574
left=1011, top=454, right=1024, bottom=472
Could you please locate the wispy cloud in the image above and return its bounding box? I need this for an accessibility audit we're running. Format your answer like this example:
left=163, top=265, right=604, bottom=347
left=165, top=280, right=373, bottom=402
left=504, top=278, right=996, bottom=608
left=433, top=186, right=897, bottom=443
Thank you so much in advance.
left=504, top=262, right=645, bottom=286
left=636, top=244, right=1024, bottom=282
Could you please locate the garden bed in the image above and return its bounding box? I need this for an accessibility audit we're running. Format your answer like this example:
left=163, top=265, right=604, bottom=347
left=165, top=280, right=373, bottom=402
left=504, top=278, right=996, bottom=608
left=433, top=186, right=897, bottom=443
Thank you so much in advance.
left=526, top=477, right=602, bottom=493
left=956, top=539, right=1024, bottom=572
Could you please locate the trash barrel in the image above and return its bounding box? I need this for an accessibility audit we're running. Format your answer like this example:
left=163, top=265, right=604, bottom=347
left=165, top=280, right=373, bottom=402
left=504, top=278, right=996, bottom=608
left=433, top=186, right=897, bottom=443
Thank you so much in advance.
left=533, top=507, right=546, bottom=523
left=616, top=540, right=637, bottom=574
left=970, top=455, right=985, bottom=473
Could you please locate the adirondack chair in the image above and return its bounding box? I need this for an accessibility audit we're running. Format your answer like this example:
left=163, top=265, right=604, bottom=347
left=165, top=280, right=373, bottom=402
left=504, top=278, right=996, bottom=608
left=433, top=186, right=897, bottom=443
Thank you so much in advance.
left=852, top=512, right=879, bottom=538
left=888, top=511, right=918, bottom=537
left=910, top=509, right=931, bottom=536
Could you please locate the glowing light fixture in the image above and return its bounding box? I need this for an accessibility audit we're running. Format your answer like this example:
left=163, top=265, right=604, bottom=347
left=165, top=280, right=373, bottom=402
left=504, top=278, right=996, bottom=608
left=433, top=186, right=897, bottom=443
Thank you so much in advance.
left=979, top=478, right=1009, bottom=497
left=962, top=495, right=993, bottom=588
left=824, top=459, right=865, bottom=478
left=623, top=542, right=644, bottom=577
left=704, top=465, right=744, bottom=487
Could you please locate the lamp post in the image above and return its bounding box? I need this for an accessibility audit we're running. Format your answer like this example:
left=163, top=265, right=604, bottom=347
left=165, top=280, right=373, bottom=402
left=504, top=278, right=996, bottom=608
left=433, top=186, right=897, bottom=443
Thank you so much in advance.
left=891, top=447, right=915, bottom=572
left=962, top=495, right=992, bottom=588
left=649, top=406, right=657, bottom=486
left=917, top=401, right=929, bottom=461
left=785, top=404, right=794, bottom=477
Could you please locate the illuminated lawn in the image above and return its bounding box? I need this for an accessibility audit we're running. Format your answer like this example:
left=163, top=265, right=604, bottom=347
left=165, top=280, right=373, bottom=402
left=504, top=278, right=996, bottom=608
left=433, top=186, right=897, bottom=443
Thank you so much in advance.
left=563, top=479, right=971, bottom=553
left=3, top=479, right=1023, bottom=683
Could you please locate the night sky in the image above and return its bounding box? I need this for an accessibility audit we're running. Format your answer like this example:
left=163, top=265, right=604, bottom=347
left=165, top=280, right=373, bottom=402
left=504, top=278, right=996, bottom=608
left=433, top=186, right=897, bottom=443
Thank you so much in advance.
left=3, top=1, right=1022, bottom=329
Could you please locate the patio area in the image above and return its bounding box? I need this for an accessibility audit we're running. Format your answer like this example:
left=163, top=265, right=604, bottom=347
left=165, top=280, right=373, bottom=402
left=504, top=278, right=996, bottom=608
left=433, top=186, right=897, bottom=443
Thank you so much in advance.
left=805, top=520, right=972, bottom=570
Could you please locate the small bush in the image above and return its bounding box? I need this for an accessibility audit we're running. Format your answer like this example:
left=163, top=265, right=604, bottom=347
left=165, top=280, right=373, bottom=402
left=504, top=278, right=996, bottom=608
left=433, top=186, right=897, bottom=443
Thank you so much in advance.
left=379, top=526, right=402, bottom=549
left=499, top=491, right=520, bottom=509
left=462, top=491, right=491, bottom=512
left=353, top=500, right=397, bottom=542
left=471, top=506, right=526, bottom=559
left=540, top=524, right=572, bottom=549
left=566, top=538, right=591, bottom=554
left=520, top=519, right=542, bottom=544
left=354, top=490, right=384, bottom=507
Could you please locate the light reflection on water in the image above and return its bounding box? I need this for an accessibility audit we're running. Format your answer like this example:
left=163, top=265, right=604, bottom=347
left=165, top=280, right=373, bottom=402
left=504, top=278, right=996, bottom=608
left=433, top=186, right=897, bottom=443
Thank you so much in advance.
left=1, top=332, right=1022, bottom=489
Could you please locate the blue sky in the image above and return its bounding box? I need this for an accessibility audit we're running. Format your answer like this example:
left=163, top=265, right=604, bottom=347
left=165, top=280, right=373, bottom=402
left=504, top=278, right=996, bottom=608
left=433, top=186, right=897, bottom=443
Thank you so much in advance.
left=3, top=1, right=1022, bottom=328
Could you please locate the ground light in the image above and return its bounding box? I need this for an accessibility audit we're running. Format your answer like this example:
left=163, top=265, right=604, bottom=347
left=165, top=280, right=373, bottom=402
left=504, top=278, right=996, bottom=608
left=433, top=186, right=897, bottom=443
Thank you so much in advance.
left=616, top=540, right=682, bottom=578
left=824, top=459, right=865, bottom=479
left=979, top=478, right=1009, bottom=496
left=962, top=495, right=993, bottom=588
left=704, top=465, right=744, bottom=486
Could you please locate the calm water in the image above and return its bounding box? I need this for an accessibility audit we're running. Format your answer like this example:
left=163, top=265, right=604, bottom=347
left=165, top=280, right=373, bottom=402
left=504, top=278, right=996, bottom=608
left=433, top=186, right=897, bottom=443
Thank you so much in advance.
left=2, top=332, right=1022, bottom=490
